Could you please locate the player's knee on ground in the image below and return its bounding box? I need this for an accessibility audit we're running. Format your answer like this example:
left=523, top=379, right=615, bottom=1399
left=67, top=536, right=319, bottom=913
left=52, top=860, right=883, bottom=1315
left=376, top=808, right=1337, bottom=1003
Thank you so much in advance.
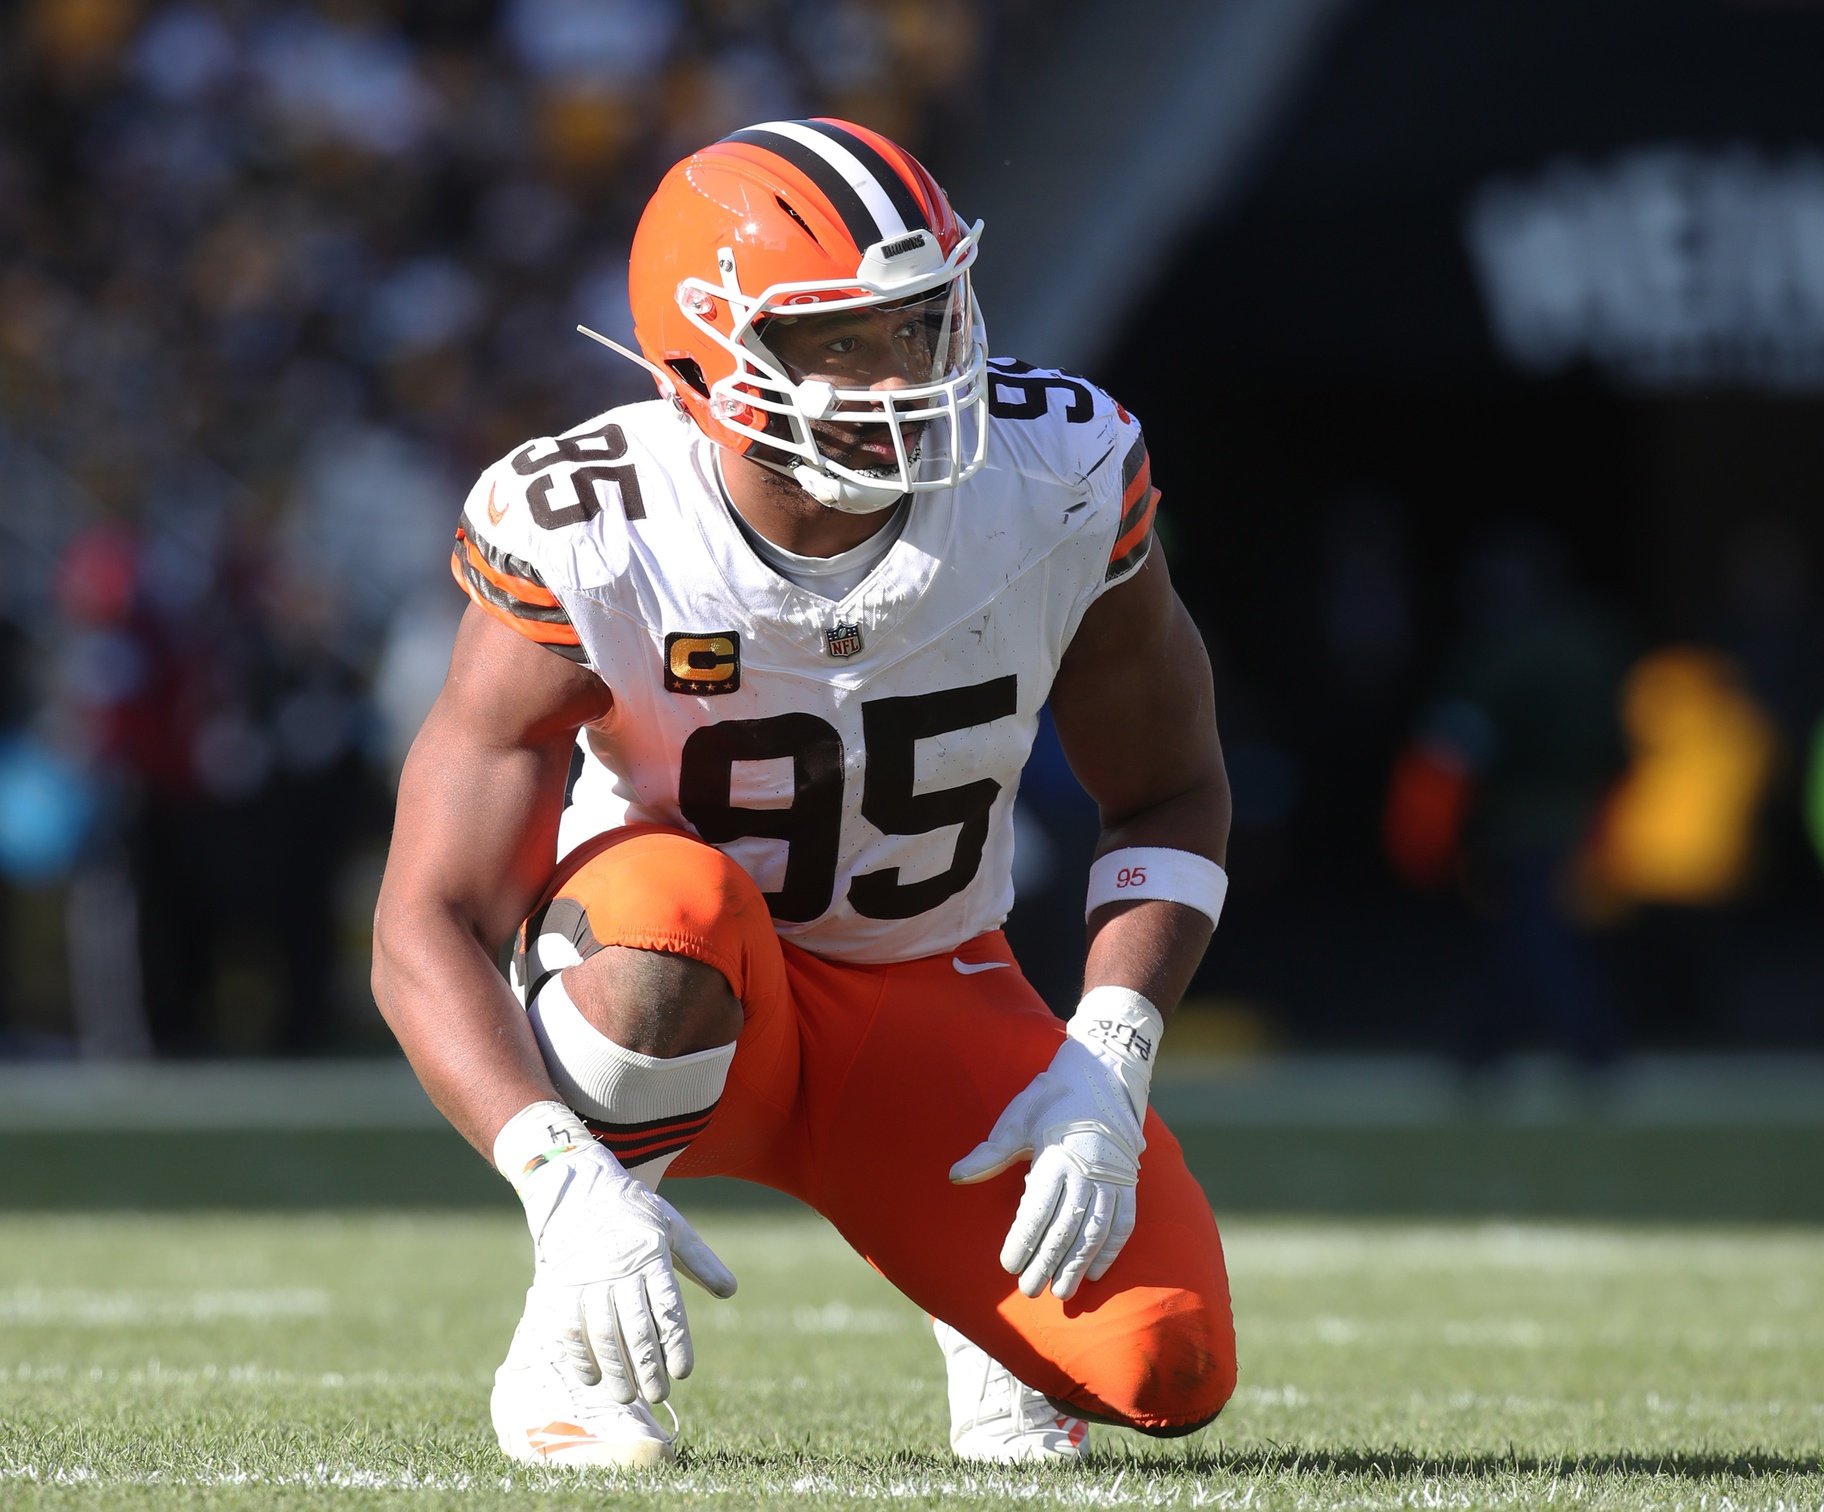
left=1051, top=1288, right=1237, bottom=1435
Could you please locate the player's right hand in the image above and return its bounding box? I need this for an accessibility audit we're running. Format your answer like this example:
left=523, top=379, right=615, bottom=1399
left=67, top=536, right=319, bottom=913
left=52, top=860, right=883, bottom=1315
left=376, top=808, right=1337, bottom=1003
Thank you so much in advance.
left=516, top=1142, right=737, bottom=1405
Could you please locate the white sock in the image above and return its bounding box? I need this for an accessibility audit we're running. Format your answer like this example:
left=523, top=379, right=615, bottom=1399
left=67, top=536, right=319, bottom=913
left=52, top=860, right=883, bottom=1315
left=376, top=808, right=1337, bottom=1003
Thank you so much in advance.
left=526, top=973, right=735, bottom=1183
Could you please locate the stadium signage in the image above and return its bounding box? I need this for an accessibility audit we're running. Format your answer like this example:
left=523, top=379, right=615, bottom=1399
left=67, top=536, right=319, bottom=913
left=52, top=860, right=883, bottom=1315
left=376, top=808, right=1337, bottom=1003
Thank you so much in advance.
left=1463, top=146, right=1824, bottom=391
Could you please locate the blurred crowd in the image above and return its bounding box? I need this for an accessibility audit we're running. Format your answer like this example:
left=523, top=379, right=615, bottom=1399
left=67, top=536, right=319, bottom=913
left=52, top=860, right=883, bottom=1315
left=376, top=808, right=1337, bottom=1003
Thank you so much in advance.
left=1369, top=517, right=1824, bottom=1071
left=0, top=0, right=1015, bottom=1055
left=2, top=1, right=1819, bottom=1067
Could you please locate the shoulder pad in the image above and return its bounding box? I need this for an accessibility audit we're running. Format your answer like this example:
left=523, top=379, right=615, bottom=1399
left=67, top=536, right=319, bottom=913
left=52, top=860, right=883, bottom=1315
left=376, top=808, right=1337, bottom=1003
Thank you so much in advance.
left=450, top=472, right=585, bottom=662
left=450, top=409, right=656, bottom=663
left=985, top=358, right=1158, bottom=584
left=486, top=411, right=654, bottom=558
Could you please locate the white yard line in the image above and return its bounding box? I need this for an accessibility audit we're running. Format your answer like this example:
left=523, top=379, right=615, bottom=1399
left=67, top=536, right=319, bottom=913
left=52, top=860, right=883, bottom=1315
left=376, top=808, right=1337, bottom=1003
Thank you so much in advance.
left=697, top=1301, right=923, bottom=1335
left=1228, top=1225, right=1824, bottom=1274
left=0, top=1286, right=328, bottom=1326
left=1244, top=1313, right=1824, bottom=1351
left=0, top=1360, right=479, bottom=1388
left=0, top=1462, right=1471, bottom=1504
left=8, top=1366, right=1813, bottom=1430
left=1, top=1462, right=1812, bottom=1507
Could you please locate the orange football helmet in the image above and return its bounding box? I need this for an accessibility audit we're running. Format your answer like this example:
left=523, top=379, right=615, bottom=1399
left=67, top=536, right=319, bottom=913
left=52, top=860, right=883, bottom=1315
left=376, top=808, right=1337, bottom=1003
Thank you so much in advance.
left=598, top=118, right=988, bottom=514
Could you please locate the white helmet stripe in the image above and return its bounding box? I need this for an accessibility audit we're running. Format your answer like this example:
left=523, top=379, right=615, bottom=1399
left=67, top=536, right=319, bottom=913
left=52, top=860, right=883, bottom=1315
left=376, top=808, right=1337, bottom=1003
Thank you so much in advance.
left=745, top=119, right=912, bottom=244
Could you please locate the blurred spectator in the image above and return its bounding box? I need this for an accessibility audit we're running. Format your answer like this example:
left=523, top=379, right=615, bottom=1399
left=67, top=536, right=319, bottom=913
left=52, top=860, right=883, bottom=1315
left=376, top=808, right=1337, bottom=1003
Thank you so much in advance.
left=1591, top=649, right=1778, bottom=911
left=1384, top=525, right=1633, bottom=1072
left=48, top=516, right=379, bottom=1056
left=1580, top=645, right=1784, bottom=1041
left=0, top=0, right=1014, bottom=1057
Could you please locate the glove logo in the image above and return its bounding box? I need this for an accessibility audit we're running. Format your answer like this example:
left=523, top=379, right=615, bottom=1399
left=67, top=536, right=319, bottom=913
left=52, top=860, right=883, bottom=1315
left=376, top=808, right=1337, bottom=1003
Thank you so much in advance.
left=1086, top=1021, right=1153, bottom=1062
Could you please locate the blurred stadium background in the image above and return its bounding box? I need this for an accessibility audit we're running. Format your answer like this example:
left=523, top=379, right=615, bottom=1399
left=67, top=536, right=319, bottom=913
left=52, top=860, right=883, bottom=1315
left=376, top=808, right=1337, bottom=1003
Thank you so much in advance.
left=0, top=0, right=1820, bottom=1223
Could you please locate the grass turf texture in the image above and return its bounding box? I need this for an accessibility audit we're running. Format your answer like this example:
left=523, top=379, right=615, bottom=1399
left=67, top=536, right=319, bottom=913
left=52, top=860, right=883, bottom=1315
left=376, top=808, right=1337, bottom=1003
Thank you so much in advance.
left=1, top=1212, right=1819, bottom=1510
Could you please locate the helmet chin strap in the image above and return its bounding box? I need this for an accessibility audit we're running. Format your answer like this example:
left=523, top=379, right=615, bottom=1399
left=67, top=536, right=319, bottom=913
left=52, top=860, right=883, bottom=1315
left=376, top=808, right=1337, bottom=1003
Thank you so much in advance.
left=777, top=380, right=907, bottom=514
left=788, top=463, right=907, bottom=515
left=742, top=448, right=907, bottom=514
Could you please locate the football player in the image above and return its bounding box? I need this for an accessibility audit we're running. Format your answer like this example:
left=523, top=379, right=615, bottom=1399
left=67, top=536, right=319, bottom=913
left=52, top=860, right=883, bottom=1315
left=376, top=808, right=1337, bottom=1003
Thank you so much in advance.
left=372, top=118, right=1236, bottom=1467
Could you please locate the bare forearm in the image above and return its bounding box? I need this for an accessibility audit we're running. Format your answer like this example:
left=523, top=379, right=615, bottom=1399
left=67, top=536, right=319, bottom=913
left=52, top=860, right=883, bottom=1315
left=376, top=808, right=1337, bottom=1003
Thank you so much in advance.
left=1081, top=902, right=1213, bottom=1024
left=372, top=905, right=558, bottom=1161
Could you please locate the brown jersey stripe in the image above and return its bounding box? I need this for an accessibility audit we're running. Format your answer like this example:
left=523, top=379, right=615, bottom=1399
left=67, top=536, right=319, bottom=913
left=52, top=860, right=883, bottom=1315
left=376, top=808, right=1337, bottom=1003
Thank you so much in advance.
left=451, top=555, right=586, bottom=657
left=456, top=520, right=562, bottom=608
left=1111, top=486, right=1160, bottom=564
left=458, top=537, right=563, bottom=613
left=1117, top=452, right=1154, bottom=532
left=452, top=545, right=573, bottom=627
left=458, top=535, right=562, bottom=612
left=1106, top=489, right=1159, bottom=583
left=1120, top=433, right=1149, bottom=492
left=1105, top=528, right=1155, bottom=584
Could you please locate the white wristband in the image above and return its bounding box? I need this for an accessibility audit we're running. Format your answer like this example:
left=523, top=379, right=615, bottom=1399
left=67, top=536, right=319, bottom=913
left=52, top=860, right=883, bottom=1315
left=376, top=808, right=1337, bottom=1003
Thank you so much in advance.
left=492, top=1098, right=594, bottom=1190
left=1086, top=847, right=1228, bottom=928
left=1067, top=985, right=1165, bottom=1122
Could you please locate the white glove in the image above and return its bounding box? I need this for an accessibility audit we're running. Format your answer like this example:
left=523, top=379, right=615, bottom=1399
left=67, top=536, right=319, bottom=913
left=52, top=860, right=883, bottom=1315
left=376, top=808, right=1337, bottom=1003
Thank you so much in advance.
left=517, top=1140, right=737, bottom=1405
left=949, top=988, right=1163, bottom=1301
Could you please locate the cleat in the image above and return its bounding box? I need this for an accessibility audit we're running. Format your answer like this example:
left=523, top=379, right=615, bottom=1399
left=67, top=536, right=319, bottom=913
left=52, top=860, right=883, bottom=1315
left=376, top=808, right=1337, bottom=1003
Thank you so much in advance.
left=491, top=1289, right=677, bottom=1469
left=933, top=1318, right=1089, bottom=1463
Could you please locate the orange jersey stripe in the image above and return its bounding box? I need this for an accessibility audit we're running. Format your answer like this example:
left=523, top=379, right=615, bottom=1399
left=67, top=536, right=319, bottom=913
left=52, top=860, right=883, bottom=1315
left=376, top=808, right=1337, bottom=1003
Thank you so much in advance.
left=459, top=531, right=561, bottom=610
left=1109, top=487, right=1160, bottom=566
left=450, top=553, right=582, bottom=646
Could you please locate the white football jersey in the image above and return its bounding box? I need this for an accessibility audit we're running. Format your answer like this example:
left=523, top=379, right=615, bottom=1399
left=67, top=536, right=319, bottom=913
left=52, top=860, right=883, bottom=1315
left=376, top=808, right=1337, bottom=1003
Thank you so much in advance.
left=451, top=358, right=1161, bottom=963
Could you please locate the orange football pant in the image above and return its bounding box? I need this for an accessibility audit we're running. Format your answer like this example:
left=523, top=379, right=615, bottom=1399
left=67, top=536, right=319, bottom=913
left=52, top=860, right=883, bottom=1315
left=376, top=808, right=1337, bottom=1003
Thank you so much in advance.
left=535, top=825, right=1238, bottom=1433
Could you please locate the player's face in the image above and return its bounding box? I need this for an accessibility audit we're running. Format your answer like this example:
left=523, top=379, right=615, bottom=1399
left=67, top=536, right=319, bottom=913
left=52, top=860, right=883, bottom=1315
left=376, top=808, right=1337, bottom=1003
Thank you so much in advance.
left=760, top=293, right=965, bottom=470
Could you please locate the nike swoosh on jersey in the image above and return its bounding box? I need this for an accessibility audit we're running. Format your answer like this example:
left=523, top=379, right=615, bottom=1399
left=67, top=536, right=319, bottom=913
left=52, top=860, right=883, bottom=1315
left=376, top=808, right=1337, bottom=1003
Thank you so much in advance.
left=486, top=481, right=507, bottom=525
left=952, top=958, right=1011, bottom=974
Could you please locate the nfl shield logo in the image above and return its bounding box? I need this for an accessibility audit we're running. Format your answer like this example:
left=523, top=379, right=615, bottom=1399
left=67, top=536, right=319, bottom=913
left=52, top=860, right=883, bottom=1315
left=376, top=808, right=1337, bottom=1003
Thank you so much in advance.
left=826, top=621, right=865, bottom=658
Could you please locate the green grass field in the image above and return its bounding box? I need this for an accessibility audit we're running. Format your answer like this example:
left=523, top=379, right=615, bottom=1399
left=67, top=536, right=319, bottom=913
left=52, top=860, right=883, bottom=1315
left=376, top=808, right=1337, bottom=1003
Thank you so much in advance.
left=2, top=1208, right=1820, bottom=1510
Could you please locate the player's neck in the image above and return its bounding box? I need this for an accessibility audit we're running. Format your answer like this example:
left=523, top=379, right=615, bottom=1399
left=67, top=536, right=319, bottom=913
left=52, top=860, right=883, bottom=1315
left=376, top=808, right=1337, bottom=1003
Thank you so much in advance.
left=717, top=448, right=903, bottom=559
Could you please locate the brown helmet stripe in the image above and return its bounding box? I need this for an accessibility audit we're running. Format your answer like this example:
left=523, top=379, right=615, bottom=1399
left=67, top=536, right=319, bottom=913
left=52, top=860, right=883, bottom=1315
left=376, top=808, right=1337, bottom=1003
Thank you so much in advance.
left=800, top=119, right=929, bottom=236
left=723, top=127, right=881, bottom=250
left=721, top=119, right=930, bottom=252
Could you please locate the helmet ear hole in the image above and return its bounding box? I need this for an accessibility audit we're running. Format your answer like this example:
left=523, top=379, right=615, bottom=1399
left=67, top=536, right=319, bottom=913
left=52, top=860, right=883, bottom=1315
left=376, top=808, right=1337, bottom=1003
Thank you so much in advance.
left=667, top=358, right=708, bottom=398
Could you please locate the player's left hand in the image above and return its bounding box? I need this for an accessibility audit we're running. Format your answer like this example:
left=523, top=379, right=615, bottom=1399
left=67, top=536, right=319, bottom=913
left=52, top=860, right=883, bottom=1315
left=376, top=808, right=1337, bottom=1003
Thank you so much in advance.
left=949, top=1037, right=1146, bottom=1301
